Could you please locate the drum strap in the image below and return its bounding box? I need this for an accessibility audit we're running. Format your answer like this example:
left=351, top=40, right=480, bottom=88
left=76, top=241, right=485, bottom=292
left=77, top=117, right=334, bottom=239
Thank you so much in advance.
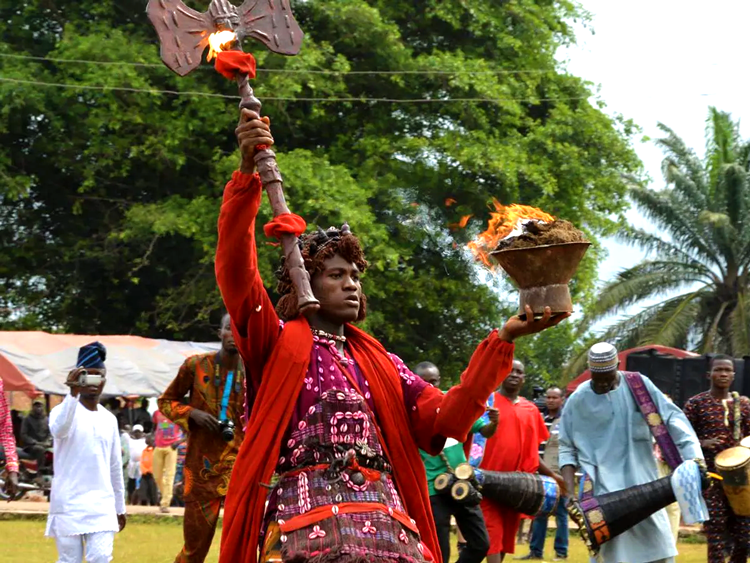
left=728, top=391, right=742, bottom=441
left=622, top=371, right=682, bottom=471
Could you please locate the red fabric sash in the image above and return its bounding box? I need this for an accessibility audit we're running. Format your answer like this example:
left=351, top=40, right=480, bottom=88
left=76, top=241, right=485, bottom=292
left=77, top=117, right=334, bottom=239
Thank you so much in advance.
left=219, top=318, right=440, bottom=563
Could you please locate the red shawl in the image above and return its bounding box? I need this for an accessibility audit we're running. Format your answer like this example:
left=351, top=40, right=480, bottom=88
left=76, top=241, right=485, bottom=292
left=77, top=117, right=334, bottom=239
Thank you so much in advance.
left=219, top=317, right=440, bottom=563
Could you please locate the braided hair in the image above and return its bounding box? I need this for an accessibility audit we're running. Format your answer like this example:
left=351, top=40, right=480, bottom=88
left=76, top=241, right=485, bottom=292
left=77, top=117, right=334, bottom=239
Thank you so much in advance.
left=275, top=224, right=368, bottom=321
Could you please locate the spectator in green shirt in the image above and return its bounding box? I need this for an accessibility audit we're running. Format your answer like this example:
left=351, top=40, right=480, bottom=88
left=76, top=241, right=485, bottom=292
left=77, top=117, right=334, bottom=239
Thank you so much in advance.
left=416, top=361, right=499, bottom=563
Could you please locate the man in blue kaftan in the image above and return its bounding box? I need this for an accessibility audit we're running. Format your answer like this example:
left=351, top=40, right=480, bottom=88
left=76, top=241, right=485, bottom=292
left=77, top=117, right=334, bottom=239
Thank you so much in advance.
left=559, top=343, right=703, bottom=563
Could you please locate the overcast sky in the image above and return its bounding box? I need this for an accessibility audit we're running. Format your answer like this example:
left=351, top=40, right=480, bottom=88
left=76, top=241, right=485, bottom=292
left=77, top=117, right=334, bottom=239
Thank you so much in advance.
left=561, top=0, right=750, bottom=324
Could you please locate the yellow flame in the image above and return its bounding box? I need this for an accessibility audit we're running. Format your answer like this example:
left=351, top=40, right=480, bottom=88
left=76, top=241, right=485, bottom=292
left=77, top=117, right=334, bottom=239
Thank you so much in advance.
left=207, top=30, right=237, bottom=61
left=467, top=201, right=555, bottom=268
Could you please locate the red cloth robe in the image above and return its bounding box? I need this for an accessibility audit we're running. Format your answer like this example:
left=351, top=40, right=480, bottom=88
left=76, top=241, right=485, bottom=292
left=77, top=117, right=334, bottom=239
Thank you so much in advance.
left=479, top=394, right=549, bottom=555
left=214, top=171, right=516, bottom=563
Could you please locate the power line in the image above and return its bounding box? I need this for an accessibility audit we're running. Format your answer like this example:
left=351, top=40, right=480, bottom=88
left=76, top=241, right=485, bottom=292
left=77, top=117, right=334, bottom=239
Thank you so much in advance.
left=0, top=76, right=239, bottom=99
left=0, top=52, right=555, bottom=75
left=0, top=76, right=591, bottom=103
left=0, top=52, right=166, bottom=69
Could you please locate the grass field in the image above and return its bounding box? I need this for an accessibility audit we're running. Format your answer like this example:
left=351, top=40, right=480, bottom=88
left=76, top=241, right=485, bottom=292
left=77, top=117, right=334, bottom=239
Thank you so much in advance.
left=0, top=519, right=708, bottom=562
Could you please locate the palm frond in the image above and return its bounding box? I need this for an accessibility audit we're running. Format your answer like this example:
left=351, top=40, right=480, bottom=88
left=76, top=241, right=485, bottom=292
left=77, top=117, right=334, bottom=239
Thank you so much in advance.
left=719, top=163, right=749, bottom=235
left=603, top=292, right=706, bottom=354
left=655, top=122, right=709, bottom=197
left=640, top=290, right=704, bottom=346
left=730, top=292, right=750, bottom=356
left=698, top=210, right=732, bottom=229
left=738, top=141, right=750, bottom=171
left=706, top=107, right=740, bottom=189
left=591, top=264, right=708, bottom=318
left=616, top=227, right=720, bottom=282
left=629, top=187, right=725, bottom=272
left=660, top=160, right=709, bottom=210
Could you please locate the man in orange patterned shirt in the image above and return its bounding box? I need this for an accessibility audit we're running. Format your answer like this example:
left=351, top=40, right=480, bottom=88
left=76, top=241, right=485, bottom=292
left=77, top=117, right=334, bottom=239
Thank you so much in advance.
left=158, top=314, right=246, bottom=563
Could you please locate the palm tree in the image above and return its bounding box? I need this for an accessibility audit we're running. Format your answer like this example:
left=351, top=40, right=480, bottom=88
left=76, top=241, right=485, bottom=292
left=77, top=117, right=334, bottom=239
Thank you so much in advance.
left=582, top=107, right=750, bottom=358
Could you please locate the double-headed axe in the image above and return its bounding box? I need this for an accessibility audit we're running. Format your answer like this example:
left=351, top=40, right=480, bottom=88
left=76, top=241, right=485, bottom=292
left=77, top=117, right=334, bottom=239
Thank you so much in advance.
left=146, top=0, right=320, bottom=315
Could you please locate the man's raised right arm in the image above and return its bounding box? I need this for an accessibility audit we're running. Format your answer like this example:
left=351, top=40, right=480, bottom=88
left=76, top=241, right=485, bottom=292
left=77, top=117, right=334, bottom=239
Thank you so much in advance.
left=215, top=112, right=280, bottom=390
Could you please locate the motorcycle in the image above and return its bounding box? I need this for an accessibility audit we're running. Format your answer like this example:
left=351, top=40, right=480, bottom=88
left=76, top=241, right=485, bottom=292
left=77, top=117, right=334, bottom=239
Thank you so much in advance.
left=0, top=445, right=53, bottom=501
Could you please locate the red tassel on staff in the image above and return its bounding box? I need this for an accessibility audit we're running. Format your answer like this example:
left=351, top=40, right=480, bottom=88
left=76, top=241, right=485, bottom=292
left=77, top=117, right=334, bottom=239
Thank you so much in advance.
left=264, top=213, right=307, bottom=240
left=215, top=51, right=257, bottom=80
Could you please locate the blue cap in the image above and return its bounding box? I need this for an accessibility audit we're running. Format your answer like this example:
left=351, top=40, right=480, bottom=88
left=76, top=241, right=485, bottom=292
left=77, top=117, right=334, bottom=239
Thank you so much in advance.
left=76, top=341, right=107, bottom=369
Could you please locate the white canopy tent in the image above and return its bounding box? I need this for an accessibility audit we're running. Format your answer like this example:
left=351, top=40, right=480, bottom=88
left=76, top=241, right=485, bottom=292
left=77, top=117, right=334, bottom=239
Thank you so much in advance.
left=0, top=331, right=219, bottom=397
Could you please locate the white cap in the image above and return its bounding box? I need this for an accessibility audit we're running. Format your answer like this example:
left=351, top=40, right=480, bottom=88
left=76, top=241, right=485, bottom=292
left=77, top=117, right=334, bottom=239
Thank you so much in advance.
left=588, top=342, right=619, bottom=373
left=132, top=424, right=144, bottom=432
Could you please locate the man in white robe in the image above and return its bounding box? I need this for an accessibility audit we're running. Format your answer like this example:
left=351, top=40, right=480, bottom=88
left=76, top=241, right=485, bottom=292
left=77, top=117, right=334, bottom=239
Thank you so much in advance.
left=46, top=342, right=127, bottom=563
left=559, top=342, right=702, bottom=563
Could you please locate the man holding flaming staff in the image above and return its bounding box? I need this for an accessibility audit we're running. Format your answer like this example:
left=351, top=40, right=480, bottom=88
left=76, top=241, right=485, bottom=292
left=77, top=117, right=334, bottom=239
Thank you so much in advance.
left=214, top=113, right=569, bottom=563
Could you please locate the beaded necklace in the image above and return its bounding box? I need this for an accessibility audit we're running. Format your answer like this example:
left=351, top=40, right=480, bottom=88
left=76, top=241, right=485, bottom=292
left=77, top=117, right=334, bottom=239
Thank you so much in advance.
left=311, top=328, right=346, bottom=343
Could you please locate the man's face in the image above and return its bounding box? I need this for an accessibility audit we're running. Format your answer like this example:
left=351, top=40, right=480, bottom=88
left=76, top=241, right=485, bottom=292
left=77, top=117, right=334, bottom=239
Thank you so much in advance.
left=311, top=254, right=362, bottom=325
left=545, top=388, right=563, bottom=411
left=416, top=366, right=440, bottom=387
left=133, top=430, right=144, bottom=440
left=502, top=360, right=525, bottom=393
left=32, top=403, right=45, bottom=417
left=710, top=359, right=735, bottom=390
left=590, top=369, right=618, bottom=395
left=219, top=317, right=237, bottom=354
left=80, top=368, right=106, bottom=401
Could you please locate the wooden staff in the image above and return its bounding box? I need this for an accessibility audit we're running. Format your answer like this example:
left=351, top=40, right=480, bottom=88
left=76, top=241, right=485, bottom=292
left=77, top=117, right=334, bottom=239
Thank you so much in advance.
left=236, top=74, right=320, bottom=315
left=146, top=0, right=319, bottom=315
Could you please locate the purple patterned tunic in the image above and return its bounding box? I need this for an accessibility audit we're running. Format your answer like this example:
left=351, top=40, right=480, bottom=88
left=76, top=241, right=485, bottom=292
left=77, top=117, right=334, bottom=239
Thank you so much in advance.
left=261, top=333, right=430, bottom=562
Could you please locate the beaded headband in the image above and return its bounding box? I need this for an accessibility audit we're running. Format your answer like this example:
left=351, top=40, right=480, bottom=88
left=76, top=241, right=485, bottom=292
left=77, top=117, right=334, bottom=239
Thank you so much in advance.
left=300, top=223, right=353, bottom=257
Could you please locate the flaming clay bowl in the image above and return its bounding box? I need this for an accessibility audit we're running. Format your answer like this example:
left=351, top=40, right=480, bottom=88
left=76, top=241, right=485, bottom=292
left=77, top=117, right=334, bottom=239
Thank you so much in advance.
left=490, top=242, right=591, bottom=317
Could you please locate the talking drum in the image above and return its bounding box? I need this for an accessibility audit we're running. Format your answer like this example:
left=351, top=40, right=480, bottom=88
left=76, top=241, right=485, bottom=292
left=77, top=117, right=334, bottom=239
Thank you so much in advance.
left=568, top=475, right=681, bottom=555
left=715, top=446, right=750, bottom=517
left=450, top=463, right=560, bottom=517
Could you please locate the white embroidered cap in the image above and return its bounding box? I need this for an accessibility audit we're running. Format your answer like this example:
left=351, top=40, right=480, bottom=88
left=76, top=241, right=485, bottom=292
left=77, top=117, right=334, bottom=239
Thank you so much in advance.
left=588, top=342, right=619, bottom=373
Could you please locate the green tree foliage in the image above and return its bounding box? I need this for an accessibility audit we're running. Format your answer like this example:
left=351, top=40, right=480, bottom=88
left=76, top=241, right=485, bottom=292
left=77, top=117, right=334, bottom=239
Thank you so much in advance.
left=574, top=107, right=750, bottom=370
left=0, top=0, right=640, bottom=383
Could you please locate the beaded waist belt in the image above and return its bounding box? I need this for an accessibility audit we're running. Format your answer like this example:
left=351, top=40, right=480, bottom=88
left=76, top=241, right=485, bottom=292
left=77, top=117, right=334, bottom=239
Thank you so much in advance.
left=279, top=442, right=392, bottom=482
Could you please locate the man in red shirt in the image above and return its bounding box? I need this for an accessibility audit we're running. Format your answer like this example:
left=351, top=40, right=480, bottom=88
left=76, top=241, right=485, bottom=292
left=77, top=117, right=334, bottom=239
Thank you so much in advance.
left=152, top=409, right=185, bottom=513
left=479, top=360, right=564, bottom=562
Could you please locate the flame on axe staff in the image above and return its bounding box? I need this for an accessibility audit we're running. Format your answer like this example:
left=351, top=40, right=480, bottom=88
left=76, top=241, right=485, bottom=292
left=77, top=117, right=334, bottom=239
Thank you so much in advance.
left=207, top=30, right=237, bottom=61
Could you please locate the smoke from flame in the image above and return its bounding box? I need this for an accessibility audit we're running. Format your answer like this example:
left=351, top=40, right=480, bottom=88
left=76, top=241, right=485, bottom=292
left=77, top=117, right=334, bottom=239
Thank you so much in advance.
left=207, top=30, right=237, bottom=61
left=468, top=200, right=555, bottom=268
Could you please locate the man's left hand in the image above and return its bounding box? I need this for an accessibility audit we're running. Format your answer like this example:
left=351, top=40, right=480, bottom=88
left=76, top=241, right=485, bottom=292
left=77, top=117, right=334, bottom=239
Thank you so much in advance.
left=117, top=514, right=127, bottom=532
left=498, top=305, right=570, bottom=342
left=4, top=471, right=18, bottom=501
left=487, top=407, right=499, bottom=425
